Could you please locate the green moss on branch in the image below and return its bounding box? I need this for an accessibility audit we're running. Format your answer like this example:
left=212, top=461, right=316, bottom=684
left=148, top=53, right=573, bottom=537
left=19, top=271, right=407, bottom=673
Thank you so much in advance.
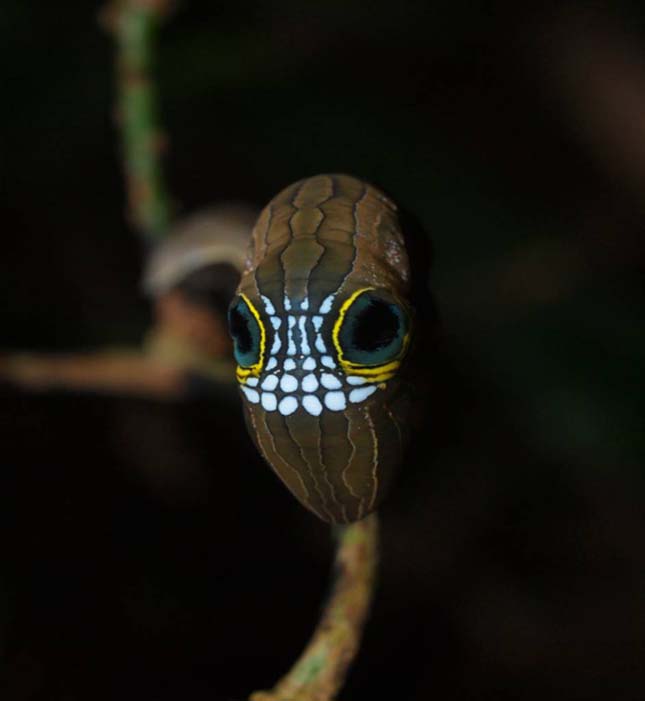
left=102, top=0, right=173, bottom=243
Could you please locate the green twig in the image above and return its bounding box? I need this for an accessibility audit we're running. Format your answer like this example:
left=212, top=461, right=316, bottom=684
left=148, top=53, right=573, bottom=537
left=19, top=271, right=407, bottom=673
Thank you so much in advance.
left=250, top=515, right=379, bottom=701
left=102, top=0, right=173, bottom=243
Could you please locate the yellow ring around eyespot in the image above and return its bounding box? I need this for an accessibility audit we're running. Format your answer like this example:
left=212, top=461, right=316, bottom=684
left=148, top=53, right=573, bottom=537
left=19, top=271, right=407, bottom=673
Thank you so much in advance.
left=331, top=287, right=411, bottom=380
left=235, top=293, right=266, bottom=382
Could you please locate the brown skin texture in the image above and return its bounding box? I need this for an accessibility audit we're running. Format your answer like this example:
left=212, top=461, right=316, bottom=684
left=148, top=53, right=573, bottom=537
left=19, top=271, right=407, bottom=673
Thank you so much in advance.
left=237, top=174, right=413, bottom=524
left=0, top=290, right=232, bottom=399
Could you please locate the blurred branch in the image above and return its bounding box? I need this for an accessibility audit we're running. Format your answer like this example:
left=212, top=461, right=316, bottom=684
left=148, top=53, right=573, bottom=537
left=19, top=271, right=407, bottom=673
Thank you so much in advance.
left=251, top=515, right=379, bottom=701
left=101, top=0, right=174, bottom=243
left=0, top=352, right=185, bottom=399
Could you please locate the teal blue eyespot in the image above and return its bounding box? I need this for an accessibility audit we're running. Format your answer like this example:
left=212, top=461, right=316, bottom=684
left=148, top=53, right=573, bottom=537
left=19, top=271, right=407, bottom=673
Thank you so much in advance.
left=228, top=295, right=265, bottom=370
left=337, top=290, right=409, bottom=367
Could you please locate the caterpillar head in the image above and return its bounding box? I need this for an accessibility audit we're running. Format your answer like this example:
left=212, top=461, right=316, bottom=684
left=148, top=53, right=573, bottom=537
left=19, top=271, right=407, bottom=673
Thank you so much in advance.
left=228, top=174, right=416, bottom=523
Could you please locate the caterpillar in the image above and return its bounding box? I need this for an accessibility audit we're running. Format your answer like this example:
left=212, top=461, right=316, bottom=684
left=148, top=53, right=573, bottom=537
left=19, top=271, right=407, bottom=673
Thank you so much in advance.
left=228, top=174, right=419, bottom=524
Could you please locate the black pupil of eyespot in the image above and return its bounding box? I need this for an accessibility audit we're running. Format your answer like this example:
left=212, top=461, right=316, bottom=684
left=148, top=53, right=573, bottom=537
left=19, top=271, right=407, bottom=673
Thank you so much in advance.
left=229, top=306, right=252, bottom=354
left=352, top=299, right=399, bottom=351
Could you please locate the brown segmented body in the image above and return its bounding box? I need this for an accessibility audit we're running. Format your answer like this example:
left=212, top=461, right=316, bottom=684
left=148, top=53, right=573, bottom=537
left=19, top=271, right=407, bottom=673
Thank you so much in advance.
left=230, top=174, right=416, bottom=523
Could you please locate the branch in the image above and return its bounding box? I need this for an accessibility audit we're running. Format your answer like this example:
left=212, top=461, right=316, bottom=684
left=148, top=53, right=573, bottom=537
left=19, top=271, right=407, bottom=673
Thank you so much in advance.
left=101, top=0, right=174, bottom=243
left=0, top=351, right=186, bottom=398
left=250, top=514, right=379, bottom=701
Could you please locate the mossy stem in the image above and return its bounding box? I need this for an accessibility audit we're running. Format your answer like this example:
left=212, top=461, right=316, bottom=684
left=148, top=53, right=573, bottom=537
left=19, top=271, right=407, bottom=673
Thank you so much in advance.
left=103, top=0, right=173, bottom=243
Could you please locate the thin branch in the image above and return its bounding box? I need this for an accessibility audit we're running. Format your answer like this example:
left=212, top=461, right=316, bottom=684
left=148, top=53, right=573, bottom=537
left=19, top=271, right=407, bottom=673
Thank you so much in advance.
left=250, top=514, right=379, bottom=701
left=101, top=0, right=174, bottom=243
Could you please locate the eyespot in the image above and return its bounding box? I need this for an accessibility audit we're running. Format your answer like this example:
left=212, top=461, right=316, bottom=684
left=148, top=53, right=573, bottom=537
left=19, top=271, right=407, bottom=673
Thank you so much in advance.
left=228, top=294, right=266, bottom=377
left=333, top=288, right=410, bottom=371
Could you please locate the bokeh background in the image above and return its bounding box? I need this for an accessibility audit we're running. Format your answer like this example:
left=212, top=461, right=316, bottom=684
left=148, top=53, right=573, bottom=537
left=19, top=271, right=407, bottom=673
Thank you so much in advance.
left=2, top=1, right=645, bottom=699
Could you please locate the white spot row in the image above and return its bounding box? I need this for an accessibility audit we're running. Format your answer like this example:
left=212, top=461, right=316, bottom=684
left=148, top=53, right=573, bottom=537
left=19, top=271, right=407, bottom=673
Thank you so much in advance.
left=259, top=294, right=343, bottom=365
left=264, top=294, right=336, bottom=316
left=253, top=371, right=347, bottom=394
left=262, top=293, right=338, bottom=319
left=240, top=385, right=378, bottom=415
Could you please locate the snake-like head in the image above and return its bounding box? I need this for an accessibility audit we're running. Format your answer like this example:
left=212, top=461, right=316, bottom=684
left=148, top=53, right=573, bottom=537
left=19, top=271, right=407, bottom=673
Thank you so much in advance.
left=228, top=174, right=416, bottom=523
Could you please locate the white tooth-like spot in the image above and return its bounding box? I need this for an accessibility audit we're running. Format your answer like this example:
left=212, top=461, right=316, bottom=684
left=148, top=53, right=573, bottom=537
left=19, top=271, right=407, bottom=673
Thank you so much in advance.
left=287, top=315, right=296, bottom=355
left=280, top=374, right=298, bottom=393
left=284, top=358, right=296, bottom=371
left=347, top=375, right=367, bottom=386
left=270, top=316, right=281, bottom=330
left=300, top=297, right=309, bottom=311
left=261, top=295, right=276, bottom=315
left=302, top=357, right=316, bottom=371
left=321, top=355, right=336, bottom=369
left=271, top=334, right=281, bottom=355
left=319, top=294, right=335, bottom=314
left=284, top=296, right=292, bottom=311
left=278, top=396, right=298, bottom=416
left=261, top=392, right=277, bottom=411
left=313, top=315, right=323, bottom=331
left=349, top=385, right=378, bottom=403
left=261, top=374, right=279, bottom=391
left=266, top=357, right=278, bottom=371
left=321, top=373, right=342, bottom=390
left=301, top=374, right=319, bottom=393
left=241, top=386, right=260, bottom=404
left=302, top=395, right=322, bottom=416
left=246, top=377, right=259, bottom=387
left=298, top=316, right=311, bottom=354
left=315, top=334, right=327, bottom=353
left=324, top=391, right=346, bottom=411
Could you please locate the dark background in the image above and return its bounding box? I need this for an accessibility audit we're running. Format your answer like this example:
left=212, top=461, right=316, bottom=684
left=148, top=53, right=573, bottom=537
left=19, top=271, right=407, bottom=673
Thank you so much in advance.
left=2, top=1, right=645, bottom=699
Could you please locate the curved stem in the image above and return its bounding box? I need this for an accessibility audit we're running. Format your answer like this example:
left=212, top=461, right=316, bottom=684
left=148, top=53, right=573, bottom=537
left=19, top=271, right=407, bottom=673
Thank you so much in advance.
left=102, top=0, right=173, bottom=243
left=250, top=514, right=379, bottom=701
